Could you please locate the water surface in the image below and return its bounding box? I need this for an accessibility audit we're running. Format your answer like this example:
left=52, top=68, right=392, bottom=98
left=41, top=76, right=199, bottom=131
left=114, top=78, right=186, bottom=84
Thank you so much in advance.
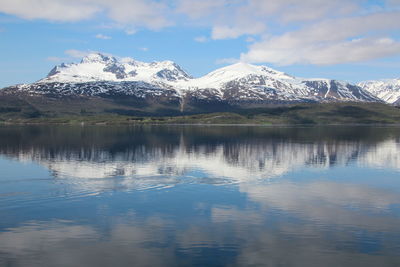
left=0, top=125, right=400, bottom=266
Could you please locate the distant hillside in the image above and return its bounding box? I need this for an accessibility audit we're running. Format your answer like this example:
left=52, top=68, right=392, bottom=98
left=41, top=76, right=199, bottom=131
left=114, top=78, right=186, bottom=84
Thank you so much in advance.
left=1, top=97, right=399, bottom=125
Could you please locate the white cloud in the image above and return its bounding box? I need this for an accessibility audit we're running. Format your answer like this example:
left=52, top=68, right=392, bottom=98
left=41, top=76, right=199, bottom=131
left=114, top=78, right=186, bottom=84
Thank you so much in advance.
left=177, top=0, right=268, bottom=40
left=177, top=0, right=400, bottom=64
left=176, top=0, right=227, bottom=19
left=194, top=36, right=208, bottom=43
left=387, top=0, right=400, bottom=7
left=176, top=0, right=360, bottom=40
left=95, top=33, right=111, bottom=40
left=2, top=0, right=400, bottom=66
left=0, top=0, right=171, bottom=29
left=241, top=11, right=400, bottom=65
left=245, top=0, right=359, bottom=23
left=100, top=0, right=172, bottom=30
left=305, top=38, right=400, bottom=65
left=0, top=0, right=100, bottom=22
left=211, top=23, right=266, bottom=40
left=125, top=29, right=136, bottom=35
left=245, top=37, right=255, bottom=43
left=138, top=47, right=149, bottom=52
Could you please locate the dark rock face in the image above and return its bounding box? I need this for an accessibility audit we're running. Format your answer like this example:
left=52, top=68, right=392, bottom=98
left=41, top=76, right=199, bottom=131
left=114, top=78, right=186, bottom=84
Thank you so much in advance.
left=47, top=66, right=61, bottom=77
left=302, top=80, right=380, bottom=102
left=155, top=64, right=191, bottom=81
left=103, top=64, right=127, bottom=79
left=156, top=69, right=184, bottom=81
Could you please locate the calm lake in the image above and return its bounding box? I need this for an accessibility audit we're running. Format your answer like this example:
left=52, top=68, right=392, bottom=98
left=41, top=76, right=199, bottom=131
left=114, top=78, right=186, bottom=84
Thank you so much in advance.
left=0, top=125, right=400, bottom=266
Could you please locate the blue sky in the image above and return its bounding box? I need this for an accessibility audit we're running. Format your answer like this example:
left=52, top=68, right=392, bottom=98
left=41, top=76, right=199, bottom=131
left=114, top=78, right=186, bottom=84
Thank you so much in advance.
left=1, top=0, right=400, bottom=87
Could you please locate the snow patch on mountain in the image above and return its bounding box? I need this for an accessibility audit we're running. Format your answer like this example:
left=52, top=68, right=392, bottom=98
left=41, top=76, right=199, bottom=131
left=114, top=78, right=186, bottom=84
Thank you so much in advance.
left=358, top=79, right=400, bottom=104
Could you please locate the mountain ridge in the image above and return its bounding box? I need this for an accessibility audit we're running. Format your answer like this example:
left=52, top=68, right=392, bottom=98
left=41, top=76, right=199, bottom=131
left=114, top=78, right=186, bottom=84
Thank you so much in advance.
left=358, top=78, right=400, bottom=105
left=1, top=52, right=381, bottom=105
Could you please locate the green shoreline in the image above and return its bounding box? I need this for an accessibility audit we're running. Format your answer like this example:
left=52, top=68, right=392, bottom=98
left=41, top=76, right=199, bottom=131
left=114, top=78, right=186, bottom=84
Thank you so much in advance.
left=1, top=102, right=400, bottom=125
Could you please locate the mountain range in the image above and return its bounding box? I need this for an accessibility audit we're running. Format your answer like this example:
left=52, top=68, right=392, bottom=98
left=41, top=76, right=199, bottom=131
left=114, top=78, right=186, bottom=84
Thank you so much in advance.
left=0, top=52, right=399, bottom=119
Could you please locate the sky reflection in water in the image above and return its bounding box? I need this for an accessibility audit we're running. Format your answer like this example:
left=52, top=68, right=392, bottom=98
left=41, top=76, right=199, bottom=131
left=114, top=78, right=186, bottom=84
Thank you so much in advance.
left=0, top=125, right=400, bottom=266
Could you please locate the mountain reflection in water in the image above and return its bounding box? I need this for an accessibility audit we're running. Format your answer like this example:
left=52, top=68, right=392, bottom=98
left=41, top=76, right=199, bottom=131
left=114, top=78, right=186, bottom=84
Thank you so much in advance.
left=0, top=125, right=399, bottom=267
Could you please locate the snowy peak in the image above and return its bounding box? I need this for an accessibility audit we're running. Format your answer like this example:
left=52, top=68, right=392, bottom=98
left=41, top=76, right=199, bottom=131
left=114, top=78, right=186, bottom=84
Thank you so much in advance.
left=149, top=60, right=192, bottom=81
left=184, top=62, right=295, bottom=90
left=80, top=53, right=117, bottom=64
left=358, top=79, right=400, bottom=104
left=203, top=62, right=293, bottom=81
left=41, top=53, right=191, bottom=84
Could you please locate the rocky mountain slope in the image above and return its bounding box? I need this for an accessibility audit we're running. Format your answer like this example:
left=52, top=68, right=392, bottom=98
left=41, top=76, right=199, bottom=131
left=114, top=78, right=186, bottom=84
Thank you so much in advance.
left=358, top=79, right=400, bottom=105
left=1, top=53, right=380, bottom=108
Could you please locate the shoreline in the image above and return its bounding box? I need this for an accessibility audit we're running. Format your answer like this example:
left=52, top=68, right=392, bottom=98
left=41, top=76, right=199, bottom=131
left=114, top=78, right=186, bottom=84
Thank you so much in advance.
left=1, top=103, right=400, bottom=126
left=2, top=121, right=400, bottom=127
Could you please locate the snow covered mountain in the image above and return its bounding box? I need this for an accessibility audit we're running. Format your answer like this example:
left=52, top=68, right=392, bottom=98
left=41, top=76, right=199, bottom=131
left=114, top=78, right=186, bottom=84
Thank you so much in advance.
left=182, top=62, right=377, bottom=102
left=358, top=79, right=400, bottom=105
left=42, top=53, right=191, bottom=84
left=2, top=52, right=380, bottom=105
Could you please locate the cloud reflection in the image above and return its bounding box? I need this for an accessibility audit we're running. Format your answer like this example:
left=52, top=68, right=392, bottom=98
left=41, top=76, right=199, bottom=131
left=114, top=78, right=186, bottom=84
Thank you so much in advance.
left=1, top=181, right=400, bottom=267
left=0, top=219, right=176, bottom=267
left=1, top=125, right=400, bottom=267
